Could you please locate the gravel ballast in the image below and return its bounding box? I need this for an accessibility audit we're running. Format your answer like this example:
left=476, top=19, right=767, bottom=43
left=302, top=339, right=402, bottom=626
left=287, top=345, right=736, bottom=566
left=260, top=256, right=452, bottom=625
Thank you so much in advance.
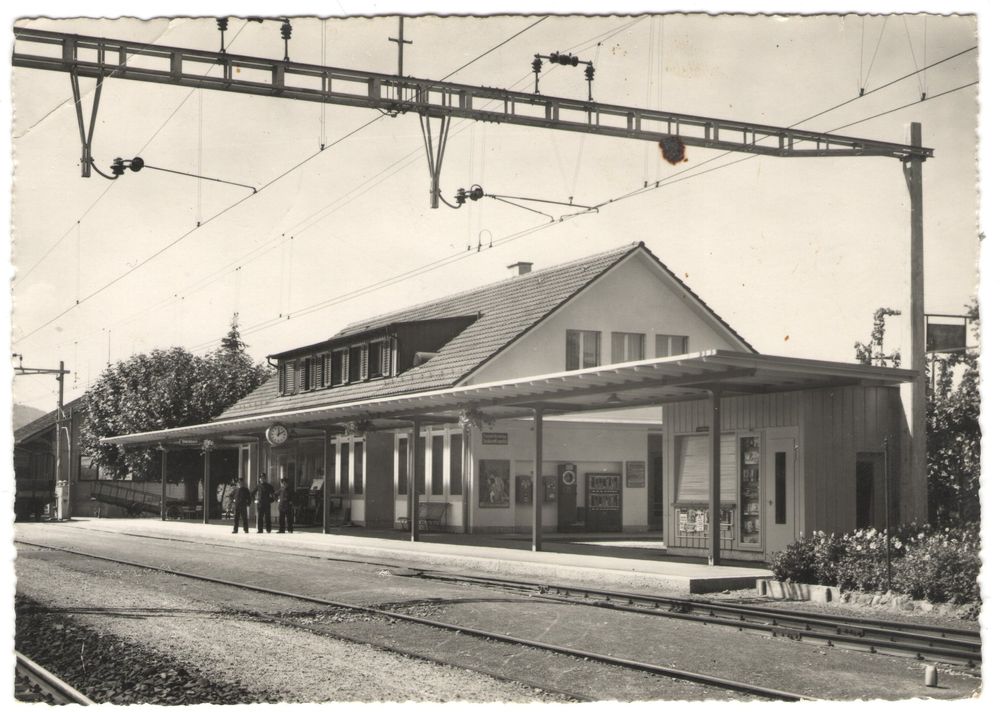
left=14, top=554, right=568, bottom=703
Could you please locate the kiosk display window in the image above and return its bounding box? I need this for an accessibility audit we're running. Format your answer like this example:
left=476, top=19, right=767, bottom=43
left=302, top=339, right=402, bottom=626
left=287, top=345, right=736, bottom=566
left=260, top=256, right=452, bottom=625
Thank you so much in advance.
left=739, top=435, right=761, bottom=545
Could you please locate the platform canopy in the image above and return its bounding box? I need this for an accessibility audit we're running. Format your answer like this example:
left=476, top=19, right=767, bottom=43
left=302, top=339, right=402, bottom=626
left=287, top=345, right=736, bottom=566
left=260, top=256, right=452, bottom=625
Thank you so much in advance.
left=101, top=350, right=916, bottom=447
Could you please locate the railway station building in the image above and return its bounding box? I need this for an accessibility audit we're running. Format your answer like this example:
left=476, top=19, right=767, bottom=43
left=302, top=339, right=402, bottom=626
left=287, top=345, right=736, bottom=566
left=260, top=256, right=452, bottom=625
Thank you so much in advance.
left=102, top=242, right=916, bottom=562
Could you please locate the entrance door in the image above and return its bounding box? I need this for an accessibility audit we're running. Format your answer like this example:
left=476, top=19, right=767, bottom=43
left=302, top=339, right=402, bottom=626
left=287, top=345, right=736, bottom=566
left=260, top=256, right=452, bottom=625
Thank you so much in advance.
left=764, top=432, right=797, bottom=555
left=585, top=473, right=622, bottom=532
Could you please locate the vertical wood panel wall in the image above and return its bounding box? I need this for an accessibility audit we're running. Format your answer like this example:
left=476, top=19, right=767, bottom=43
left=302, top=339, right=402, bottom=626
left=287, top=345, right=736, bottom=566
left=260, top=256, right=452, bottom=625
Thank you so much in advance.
left=799, top=386, right=902, bottom=535
left=662, top=391, right=799, bottom=551
left=663, top=386, right=903, bottom=554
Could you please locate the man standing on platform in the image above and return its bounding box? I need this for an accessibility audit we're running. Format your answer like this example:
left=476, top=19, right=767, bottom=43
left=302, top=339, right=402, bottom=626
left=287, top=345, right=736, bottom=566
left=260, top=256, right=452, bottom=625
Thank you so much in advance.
left=231, top=479, right=251, bottom=534
left=276, top=476, right=295, bottom=533
left=253, top=473, right=275, bottom=533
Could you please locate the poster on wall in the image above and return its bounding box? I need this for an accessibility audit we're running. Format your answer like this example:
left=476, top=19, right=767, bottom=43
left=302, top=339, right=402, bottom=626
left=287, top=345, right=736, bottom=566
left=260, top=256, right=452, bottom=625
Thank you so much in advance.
left=516, top=475, right=533, bottom=505
left=626, top=460, right=646, bottom=488
left=478, top=460, right=510, bottom=508
left=695, top=510, right=706, bottom=532
left=543, top=476, right=557, bottom=502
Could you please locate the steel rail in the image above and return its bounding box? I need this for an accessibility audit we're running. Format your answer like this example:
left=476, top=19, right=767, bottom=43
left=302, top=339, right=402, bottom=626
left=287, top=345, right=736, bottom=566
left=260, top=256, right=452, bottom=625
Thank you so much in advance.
left=411, top=570, right=981, bottom=666
left=28, top=525, right=978, bottom=652
left=16, top=540, right=811, bottom=701
left=15, top=651, right=96, bottom=705
left=25, top=525, right=979, bottom=658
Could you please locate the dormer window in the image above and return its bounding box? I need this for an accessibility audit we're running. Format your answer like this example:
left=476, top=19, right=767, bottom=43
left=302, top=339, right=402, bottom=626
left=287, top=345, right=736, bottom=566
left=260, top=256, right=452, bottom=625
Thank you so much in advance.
left=331, top=349, right=346, bottom=385
left=348, top=345, right=365, bottom=382
left=273, top=314, right=474, bottom=396
left=300, top=357, right=313, bottom=391
left=369, top=339, right=391, bottom=378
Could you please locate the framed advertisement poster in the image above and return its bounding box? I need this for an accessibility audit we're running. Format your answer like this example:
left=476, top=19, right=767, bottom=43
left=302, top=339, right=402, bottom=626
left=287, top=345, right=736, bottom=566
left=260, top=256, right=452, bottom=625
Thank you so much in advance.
left=626, top=460, right=646, bottom=488
left=478, top=459, right=510, bottom=508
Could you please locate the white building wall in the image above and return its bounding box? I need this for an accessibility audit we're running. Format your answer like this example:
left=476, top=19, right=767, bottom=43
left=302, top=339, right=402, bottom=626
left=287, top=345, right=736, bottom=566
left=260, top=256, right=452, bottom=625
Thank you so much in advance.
left=466, top=252, right=749, bottom=385
left=468, top=419, right=652, bottom=532
left=392, top=426, right=466, bottom=529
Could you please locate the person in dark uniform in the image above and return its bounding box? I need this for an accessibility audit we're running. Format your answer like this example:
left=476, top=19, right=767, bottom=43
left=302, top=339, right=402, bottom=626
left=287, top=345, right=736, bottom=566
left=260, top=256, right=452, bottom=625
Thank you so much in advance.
left=253, top=473, right=275, bottom=533
left=276, top=476, right=295, bottom=533
left=231, top=480, right=251, bottom=533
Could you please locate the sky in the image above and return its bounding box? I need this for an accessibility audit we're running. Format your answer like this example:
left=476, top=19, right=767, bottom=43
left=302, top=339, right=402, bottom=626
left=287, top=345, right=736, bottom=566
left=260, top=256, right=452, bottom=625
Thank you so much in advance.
left=4, top=4, right=985, bottom=414
left=2, top=2, right=997, bottom=708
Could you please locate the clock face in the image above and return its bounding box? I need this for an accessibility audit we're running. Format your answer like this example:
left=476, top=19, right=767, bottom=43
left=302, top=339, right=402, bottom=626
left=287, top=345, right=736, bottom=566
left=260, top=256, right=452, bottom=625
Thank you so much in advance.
left=266, top=424, right=289, bottom=446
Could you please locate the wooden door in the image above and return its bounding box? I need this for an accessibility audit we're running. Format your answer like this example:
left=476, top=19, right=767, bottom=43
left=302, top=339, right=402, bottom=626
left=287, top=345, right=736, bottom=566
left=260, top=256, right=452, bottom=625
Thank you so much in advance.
left=764, top=432, right=797, bottom=555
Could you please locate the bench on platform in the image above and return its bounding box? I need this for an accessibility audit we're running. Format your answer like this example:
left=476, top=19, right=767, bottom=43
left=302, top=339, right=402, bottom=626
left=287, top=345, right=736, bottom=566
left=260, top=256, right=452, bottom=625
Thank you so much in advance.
left=397, top=502, right=448, bottom=532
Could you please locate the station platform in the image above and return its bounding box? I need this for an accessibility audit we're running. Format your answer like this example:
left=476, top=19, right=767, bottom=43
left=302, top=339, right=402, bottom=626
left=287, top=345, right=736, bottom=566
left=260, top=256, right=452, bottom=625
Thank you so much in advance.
left=41, top=518, right=772, bottom=594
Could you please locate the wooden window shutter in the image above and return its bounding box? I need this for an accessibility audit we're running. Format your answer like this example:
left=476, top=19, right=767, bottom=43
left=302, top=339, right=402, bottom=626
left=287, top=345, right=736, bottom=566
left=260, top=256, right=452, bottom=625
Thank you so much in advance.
left=381, top=339, right=392, bottom=376
left=322, top=353, right=332, bottom=386
left=312, top=357, right=323, bottom=388
left=340, top=349, right=349, bottom=383
left=298, top=360, right=308, bottom=391
left=359, top=345, right=369, bottom=380
left=284, top=362, right=297, bottom=394
left=278, top=362, right=286, bottom=394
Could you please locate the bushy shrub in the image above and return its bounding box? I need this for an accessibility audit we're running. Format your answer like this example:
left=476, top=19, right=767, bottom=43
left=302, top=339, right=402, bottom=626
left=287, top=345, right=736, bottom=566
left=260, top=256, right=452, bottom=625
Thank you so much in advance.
left=770, top=523, right=980, bottom=606
left=812, top=531, right=847, bottom=587
left=833, top=528, right=905, bottom=592
left=770, top=537, right=817, bottom=584
left=894, top=526, right=981, bottom=604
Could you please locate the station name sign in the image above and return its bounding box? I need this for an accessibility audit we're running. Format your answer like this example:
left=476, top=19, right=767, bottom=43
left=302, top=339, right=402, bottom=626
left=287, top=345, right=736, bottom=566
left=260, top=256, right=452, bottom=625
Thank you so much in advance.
left=481, top=432, right=508, bottom=446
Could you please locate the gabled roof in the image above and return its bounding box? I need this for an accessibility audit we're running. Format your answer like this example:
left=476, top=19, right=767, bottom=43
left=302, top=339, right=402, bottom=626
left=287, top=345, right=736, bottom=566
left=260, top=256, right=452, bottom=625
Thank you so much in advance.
left=216, top=242, right=753, bottom=422
left=13, top=396, right=86, bottom=445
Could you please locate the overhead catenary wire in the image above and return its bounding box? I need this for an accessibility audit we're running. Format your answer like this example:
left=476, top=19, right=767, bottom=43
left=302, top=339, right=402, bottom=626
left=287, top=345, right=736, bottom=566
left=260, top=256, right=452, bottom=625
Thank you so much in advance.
left=25, top=19, right=976, bottom=364
left=861, top=16, right=889, bottom=94
left=26, top=15, right=558, bottom=355
left=553, top=76, right=980, bottom=224
left=47, top=42, right=981, bottom=361
left=902, top=16, right=927, bottom=98
left=11, top=19, right=254, bottom=289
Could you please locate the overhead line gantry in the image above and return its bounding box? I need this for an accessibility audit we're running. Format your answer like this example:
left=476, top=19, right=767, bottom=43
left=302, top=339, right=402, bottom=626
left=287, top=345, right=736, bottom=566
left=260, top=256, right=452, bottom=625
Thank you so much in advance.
left=13, top=26, right=931, bottom=207
left=11, top=22, right=933, bottom=562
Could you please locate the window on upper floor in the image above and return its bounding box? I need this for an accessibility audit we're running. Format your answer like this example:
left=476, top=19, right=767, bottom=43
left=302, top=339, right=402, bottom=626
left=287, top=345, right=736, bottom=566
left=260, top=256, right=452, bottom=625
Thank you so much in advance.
left=280, top=361, right=297, bottom=395
left=656, top=334, right=689, bottom=357
left=566, top=329, right=601, bottom=370
left=300, top=357, right=313, bottom=391
left=277, top=337, right=398, bottom=395
left=611, top=332, right=646, bottom=363
left=368, top=339, right=388, bottom=379
left=348, top=345, right=366, bottom=382
left=331, top=349, right=346, bottom=385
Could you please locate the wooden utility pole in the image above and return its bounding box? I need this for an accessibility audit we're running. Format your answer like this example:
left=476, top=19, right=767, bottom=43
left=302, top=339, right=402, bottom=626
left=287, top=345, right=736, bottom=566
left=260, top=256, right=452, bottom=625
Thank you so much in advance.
left=903, top=122, right=928, bottom=522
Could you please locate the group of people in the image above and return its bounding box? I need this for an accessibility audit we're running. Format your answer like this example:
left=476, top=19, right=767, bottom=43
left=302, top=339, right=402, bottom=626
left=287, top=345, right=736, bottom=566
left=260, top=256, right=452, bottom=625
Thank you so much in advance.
left=229, top=473, right=296, bottom=534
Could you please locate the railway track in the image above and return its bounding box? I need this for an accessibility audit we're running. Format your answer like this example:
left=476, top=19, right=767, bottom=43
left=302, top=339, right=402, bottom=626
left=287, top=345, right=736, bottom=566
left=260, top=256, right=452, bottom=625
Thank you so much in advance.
left=14, top=651, right=95, bottom=705
left=407, top=569, right=981, bottom=667
left=16, top=540, right=811, bottom=702
left=18, top=528, right=981, bottom=667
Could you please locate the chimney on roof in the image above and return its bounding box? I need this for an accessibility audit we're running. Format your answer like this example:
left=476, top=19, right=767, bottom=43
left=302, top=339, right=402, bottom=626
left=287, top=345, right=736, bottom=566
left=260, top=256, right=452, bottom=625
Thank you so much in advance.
left=508, top=261, right=533, bottom=277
